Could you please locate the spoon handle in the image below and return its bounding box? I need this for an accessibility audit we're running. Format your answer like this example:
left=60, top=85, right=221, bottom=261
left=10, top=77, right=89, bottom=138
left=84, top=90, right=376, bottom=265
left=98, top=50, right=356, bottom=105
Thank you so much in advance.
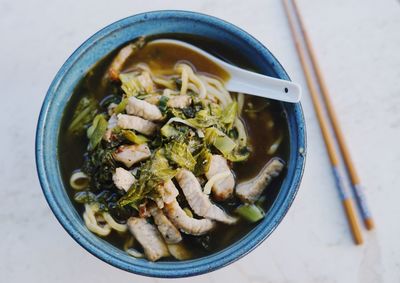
left=223, top=64, right=302, bottom=103
left=148, top=39, right=301, bottom=103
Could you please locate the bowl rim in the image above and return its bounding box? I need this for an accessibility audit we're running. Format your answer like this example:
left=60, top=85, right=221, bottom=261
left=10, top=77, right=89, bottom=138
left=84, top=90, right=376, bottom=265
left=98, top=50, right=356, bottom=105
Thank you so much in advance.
left=36, top=10, right=306, bottom=278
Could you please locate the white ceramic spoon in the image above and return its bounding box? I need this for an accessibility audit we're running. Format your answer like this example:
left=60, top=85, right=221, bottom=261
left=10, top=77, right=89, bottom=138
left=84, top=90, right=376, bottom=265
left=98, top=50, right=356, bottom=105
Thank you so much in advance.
left=148, top=39, right=301, bottom=103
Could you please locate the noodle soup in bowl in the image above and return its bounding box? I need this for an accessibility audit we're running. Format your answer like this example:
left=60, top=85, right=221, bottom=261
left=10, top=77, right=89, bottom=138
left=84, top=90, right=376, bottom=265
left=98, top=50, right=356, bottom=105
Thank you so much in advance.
left=36, top=11, right=306, bottom=277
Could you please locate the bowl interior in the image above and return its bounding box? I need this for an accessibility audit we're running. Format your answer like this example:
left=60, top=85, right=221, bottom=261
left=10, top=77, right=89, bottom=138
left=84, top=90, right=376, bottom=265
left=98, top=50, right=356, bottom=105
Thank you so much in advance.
left=36, top=10, right=306, bottom=278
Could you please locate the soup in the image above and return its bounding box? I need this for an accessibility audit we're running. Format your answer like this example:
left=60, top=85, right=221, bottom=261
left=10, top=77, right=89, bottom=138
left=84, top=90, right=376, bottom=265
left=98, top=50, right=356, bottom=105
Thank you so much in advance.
left=59, top=35, right=289, bottom=261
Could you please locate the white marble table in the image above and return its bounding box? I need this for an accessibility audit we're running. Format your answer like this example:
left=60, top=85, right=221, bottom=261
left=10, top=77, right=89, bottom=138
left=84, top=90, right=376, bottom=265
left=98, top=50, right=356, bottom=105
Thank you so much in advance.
left=1, top=0, right=399, bottom=282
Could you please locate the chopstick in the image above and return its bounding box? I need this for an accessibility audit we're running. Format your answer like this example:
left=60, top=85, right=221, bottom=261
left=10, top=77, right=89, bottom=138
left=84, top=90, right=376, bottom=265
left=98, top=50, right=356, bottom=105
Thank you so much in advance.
left=282, top=0, right=363, bottom=244
left=290, top=0, right=374, bottom=230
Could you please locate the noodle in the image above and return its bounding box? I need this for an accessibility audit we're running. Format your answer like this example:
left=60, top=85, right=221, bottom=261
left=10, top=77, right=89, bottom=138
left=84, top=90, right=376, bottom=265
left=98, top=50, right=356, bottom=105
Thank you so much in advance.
left=235, top=118, right=247, bottom=146
left=179, top=65, right=189, bottom=95
left=202, top=75, right=230, bottom=98
left=83, top=203, right=127, bottom=236
left=153, top=76, right=175, bottom=89
left=200, top=75, right=232, bottom=105
left=69, top=170, right=89, bottom=190
left=187, top=82, right=200, bottom=94
left=134, top=63, right=177, bottom=89
left=176, top=63, right=206, bottom=98
left=126, top=248, right=145, bottom=258
left=203, top=171, right=231, bottom=195
left=203, top=82, right=228, bottom=106
left=103, top=212, right=128, bottom=232
left=83, top=204, right=111, bottom=236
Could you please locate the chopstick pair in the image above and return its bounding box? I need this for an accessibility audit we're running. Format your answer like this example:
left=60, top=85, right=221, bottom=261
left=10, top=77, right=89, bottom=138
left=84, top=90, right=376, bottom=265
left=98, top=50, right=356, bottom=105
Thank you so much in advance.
left=282, top=0, right=374, bottom=245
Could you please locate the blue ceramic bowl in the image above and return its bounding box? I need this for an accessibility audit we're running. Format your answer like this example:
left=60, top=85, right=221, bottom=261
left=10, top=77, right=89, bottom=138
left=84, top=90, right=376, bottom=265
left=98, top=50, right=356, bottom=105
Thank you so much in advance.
left=36, top=10, right=306, bottom=278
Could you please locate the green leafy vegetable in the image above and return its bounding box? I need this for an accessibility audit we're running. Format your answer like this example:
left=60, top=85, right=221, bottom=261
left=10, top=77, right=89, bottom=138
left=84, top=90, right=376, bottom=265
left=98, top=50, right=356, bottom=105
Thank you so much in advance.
left=158, top=96, right=169, bottom=113
left=120, top=73, right=141, bottom=97
left=87, top=114, right=108, bottom=149
left=235, top=204, right=265, bottom=222
left=168, top=108, right=186, bottom=119
left=182, top=107, right=196, bottom=118
left=165, top=140, right=196, bottom=171
left=160, top=124, right=181, bottom=138
left=82, top=143, right=117, bottom=191
left=187, top=134, right=203, bottom=153
left=184, top=101, right=238, bottom=132
left=205, top=127, right=236, bottom=155
left=161, top=117, right=204, bottom=138
left=187, top=109, right=217, bottom=128
left=194, top=147, right=212, bottom=176
left=68, top=96, right=98, bottom=135
left=213, top=135, right=237, bottom=154
left=150, top=135, right=163, bottom=148
left=113, top=98, right=128, bottom=114
left=121, top=130, right=149, bottom=144
left=221, top=101, right=238, bottom=127
left=208, top=102, right=222, bottom=117
left=119, top=150, right=176, bottom=208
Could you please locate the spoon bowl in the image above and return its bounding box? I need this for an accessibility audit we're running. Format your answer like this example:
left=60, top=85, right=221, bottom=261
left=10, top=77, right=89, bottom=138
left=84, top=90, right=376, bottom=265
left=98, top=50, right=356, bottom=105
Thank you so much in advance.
left=148, top=39, right=302, bottom=103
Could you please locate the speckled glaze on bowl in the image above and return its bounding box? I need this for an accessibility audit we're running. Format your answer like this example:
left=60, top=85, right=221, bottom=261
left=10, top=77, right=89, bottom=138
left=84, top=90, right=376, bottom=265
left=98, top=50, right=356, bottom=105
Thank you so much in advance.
left=36, top=10, right=306, bottom=278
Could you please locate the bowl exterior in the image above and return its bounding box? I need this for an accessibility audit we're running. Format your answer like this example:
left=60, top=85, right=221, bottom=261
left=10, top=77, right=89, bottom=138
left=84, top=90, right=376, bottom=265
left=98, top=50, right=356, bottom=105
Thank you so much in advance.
left=36, top=10, right=306, bottom=278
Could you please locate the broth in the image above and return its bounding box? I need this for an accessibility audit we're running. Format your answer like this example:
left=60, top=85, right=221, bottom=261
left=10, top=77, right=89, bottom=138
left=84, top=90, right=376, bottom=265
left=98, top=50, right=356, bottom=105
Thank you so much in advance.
left=58, top=34, right=289, bottom=259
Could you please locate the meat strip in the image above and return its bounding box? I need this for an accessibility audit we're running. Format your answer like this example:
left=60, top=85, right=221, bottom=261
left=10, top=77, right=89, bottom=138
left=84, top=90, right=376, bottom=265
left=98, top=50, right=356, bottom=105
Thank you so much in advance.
left=126, top=96, right=163, bottom=121
left=117, top=114, right=158, bottom=136
left=127, top=217, right=169, bottom=262
left=175, top=169, right=237, bottom=225
left=112, top=167, right=136, bottom=191
left=236, top=158, right=285, bottom=203
left=164, top=200, right=215, bottom=235
left=205, top=155, right=235, bottom=201
left=149, top=204, right=182, bottom=244
left=108, top=38, right=145, bottom=81
left=113, top=144, right=151, bottom=168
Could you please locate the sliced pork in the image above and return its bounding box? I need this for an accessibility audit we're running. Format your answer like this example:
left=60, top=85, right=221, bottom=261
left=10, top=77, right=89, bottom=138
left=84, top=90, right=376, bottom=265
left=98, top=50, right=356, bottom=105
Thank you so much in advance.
left=117, top=114, right=158, bottom=136
left=149, top=204, right=182, bottom=244
left=167, top=95, right=192, bottom=108
left=112, top=167, right=136, bottom=192
left=236, top=158, right=285, bottom=203
left=113, top=144, right=151, bottom=168
left=158, top=180, right=179, bottom=205
left=144, top=94, right=192, bottom=109
left=205, top=155, right=235, bottom=201
left=108, top=38, right=144, bottom=81
left=127, top=217, right=169, bottom=261
left=154, top=180, right=180, bottom=209
left=175, top=169, right=237, bottom=225
left=126, top=96, right=163, bottom=121
left=164, top=200, right=215, bottom=235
